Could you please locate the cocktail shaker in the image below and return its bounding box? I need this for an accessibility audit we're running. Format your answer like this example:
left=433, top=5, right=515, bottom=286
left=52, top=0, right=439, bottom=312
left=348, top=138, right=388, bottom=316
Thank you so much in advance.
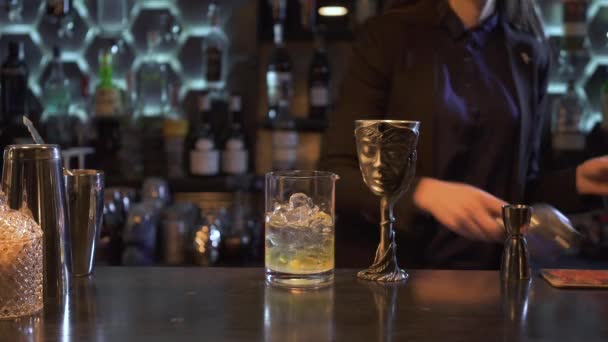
left=2, top=144, right=72, bottom=300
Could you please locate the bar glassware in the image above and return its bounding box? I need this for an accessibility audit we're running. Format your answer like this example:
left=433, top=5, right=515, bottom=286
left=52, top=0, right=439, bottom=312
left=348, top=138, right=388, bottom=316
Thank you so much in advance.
left=265, top=171, right=338, bottom=289
left=65, top=169, right=105, bottom=277
left=0, top=192, right=43, bottom=319
left=355, top=120, right=419, bottom=282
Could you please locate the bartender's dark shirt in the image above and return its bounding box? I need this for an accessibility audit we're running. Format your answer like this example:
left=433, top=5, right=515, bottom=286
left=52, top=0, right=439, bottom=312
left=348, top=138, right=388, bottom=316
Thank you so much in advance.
left=428, top=8, right=519, bottom=268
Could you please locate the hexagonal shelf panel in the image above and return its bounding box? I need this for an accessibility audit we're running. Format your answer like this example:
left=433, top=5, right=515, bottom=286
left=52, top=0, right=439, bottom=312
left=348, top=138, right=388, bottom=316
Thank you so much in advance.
left=130, top=8, right=182, bottom=54
left=553, top=50, right=591, bottom=86
left=538, top=0, right=563, bottom=32
left=85, top=37, right=135, bottom=80
left=0, top=33, right=44, bottom=92
left=0, top=0, right=42, bottom=28
left=133, top=60, right=180, bottom=116
left=38, top=60, right=87, bottom=106
left=85, top=0, right=135, bottom=35
left=584, top=64, right=608, bottom=113
left=588, top=5, right=608, bottom=55
left=36, top=8, right=90, bottom=53
left=177, top=35, right=204, bottom=85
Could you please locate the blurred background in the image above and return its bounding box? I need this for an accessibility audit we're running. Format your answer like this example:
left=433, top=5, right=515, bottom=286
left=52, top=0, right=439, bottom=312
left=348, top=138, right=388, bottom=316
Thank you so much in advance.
left=2, top=0, right=608, bottom=268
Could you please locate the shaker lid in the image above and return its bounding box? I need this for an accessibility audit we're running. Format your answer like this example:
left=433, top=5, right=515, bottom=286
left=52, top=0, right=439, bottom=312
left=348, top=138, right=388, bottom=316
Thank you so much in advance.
left=0, top=192, right=43, bottom=242
left=4, top=144, right=61, bottom=161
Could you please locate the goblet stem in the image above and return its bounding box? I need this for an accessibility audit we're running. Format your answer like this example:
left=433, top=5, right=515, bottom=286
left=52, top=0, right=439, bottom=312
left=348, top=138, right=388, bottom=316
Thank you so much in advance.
left=357, top=197, right=408, bottom=282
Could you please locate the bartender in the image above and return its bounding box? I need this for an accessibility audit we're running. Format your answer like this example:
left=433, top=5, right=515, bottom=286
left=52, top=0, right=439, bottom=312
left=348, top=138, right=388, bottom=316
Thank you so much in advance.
left=321, top=0, right=608, bottom=269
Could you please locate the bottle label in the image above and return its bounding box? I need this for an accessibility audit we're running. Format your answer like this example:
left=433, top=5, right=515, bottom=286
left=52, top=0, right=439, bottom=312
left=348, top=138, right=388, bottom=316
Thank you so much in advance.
left=310, top=86, right=329, bottom=107
left=222, top=149, right=248, bottom=174
left=206, top=46, right=223, bottom=82
left=267, top=71, right=292, bottom=107
left=94, top=88, right=122, bottom=117
left=272, top=131, right=298, bottom=147
left=190, top=150, right=220, bottom=175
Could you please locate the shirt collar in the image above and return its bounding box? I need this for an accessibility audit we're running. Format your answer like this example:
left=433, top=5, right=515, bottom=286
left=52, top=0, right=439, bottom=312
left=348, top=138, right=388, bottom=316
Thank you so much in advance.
left=437, top=0, right=500, bottom=46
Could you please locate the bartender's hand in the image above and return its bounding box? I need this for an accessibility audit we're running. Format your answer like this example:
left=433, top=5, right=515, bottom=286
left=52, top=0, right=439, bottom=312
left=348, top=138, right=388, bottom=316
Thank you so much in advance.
left=413, top=178, right=506, bottom=242
left=576, top=156, right=608, bottom=195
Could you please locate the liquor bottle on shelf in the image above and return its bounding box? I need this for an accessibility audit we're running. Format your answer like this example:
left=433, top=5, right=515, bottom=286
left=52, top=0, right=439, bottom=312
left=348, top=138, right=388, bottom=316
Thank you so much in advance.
left=266, top=22, right=293, bottom=122
left=92, top=48, right=125, bottom=178
left=308, top=29, right=331, bottom=122
left=552, top=80, right=589, bottom=168
left=136, top=31, right=170, bottom=117
left=163, top=83, right=189, bottom=179
left=270, top=103, right=298, bottom=172
left=97, top=0, right=128, bottom=34
left=222, top=94, right=249, bottom=175
left=0, top=41, right=30, bottom=146
left=41, top=46, right=75, bottom=147
left=202, top=1, right=229, bottom=92
left=94, top=48, right=124, bottom=118
left=189, top=94, right=220, bottom=176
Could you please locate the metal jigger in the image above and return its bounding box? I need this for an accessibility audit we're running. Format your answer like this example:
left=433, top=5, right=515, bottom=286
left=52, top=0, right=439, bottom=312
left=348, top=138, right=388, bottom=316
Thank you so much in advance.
left=354, top=120, right=419, bottom=282
left=501, top=204, right=532, bottom=281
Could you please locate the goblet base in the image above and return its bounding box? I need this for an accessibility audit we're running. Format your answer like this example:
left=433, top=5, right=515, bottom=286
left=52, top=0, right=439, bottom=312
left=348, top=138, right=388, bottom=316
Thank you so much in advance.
left=357, top=267, right=408, bottom=282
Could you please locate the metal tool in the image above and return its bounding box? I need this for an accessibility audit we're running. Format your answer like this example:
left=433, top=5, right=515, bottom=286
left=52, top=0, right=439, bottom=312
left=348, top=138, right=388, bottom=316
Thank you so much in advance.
left=501, top=204, right=532, bottom=281
left=355, top=120, right=419, bottom=282
left=65, top=169, right=105, bottom=276
left=495, top=203, right=583, bottom=260
left=2, top=144, right=72, bottom=300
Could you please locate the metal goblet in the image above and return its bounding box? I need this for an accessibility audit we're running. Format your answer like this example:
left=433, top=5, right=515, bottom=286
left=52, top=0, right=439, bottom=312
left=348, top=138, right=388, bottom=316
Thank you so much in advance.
left=354, top=120, right=419, bottom=282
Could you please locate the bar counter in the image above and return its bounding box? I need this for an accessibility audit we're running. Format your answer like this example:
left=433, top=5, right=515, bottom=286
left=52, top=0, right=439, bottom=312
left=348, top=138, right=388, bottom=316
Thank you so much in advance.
left=2, top=267, right=607, bottom=341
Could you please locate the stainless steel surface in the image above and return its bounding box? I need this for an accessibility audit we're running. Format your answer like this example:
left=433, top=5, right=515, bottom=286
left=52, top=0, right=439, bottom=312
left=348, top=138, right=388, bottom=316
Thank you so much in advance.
left=501, top=204, right=532, bottom=281
left=22, top=116, right=44, bottom=144
left=2, top=144, right=72, bottom=300
left=354, top=120, right=419, bottom=282
left=65, top=170, right=105, bottom=277
left=495, top=204, right=583, bottom=260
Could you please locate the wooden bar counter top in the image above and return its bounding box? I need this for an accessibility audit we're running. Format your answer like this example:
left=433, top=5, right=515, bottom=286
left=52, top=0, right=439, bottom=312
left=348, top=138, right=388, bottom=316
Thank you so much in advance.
left=1, top=267, right=607, bottom=341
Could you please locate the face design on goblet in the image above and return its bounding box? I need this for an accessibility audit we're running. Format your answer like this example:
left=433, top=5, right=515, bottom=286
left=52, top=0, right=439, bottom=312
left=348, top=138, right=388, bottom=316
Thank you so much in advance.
left=355, top=121, right=418, bottom=198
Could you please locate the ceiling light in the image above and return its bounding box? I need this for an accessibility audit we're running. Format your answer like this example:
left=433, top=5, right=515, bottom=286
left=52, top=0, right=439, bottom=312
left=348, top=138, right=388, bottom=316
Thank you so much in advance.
left=318, top=6, right=348, bottom=17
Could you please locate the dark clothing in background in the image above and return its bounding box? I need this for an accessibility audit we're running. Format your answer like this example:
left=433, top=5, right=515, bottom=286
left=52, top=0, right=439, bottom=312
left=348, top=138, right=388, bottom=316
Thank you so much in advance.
left=321, top=0, right=588, bottom=269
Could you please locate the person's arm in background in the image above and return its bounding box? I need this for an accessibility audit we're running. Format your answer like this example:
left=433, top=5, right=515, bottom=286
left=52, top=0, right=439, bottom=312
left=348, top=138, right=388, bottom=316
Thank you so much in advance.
left=526, top=40, right=604, bottom=212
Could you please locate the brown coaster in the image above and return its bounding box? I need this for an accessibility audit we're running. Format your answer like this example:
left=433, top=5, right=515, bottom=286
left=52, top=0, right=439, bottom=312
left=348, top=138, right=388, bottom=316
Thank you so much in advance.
left=541, top=269, right=608, bottom=289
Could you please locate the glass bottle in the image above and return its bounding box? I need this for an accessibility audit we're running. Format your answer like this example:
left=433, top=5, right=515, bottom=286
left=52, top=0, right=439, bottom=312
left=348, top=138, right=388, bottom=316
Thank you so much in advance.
left=94, top=48, right=123, bottom=118
left=266, top=22, right=293, bottom=122
left=42, top=46, right=73, bottom=147
left=97, top=0, right=128, bottom=34
left=189, top=94, right=220, bottom=176
left=163, top=83, right=189, bottom=179
left=92, top=48, right=124, bottom=178
left=136, top=33, right=170, bottom=117
left=222, top=94, right=248, bottom=175
left=271, top=106, right=298, bottom=171
left=202, top=1, right=229, bottom=92
left=0, top=41, right=29, bottom=127
left=0, top=192, right=44, bottom=319
left=308, top=29, right=331, bottom=121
